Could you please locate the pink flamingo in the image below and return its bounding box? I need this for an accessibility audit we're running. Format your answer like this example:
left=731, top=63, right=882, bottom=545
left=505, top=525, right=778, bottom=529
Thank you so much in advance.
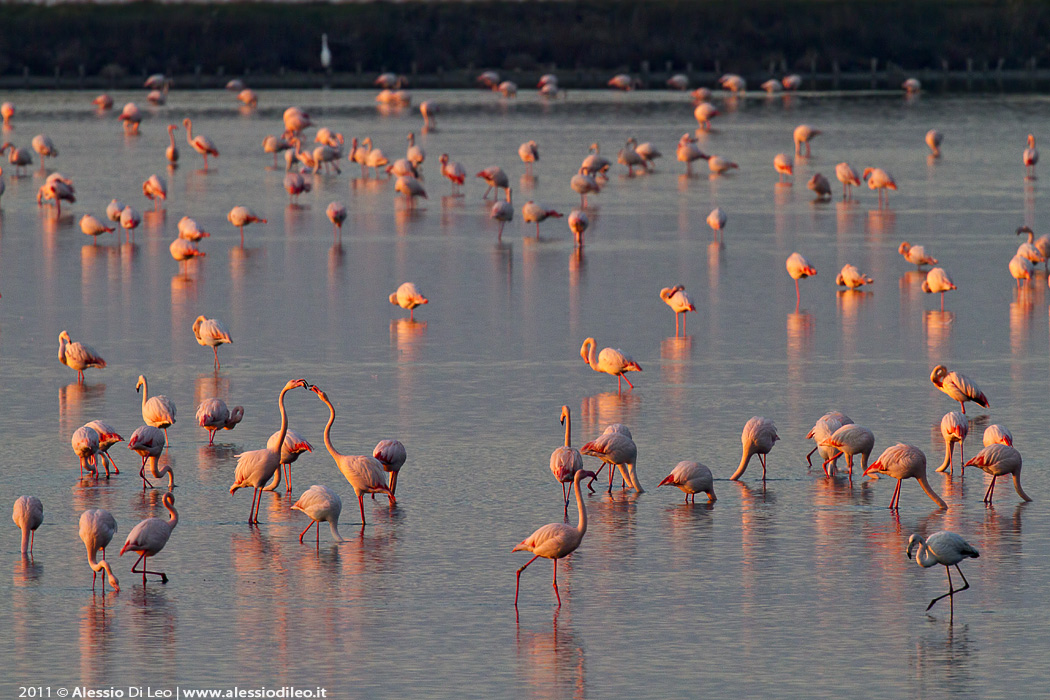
left=292, top=485, right=344, bottom=544
left=935, top=411, right=968, bottom=474
left=658, top=461, right=716, bottom=503
left=580, top=426, right=642, bottom=493
left=864, top=443, right=947, bottom=510
left=58, top=331, right=106, bottom=383
left=79, top=509, right=119, bottom=591
left=182, top=118, right=219, bottom=169
left=137, top=375, right=176, bottom=442
left=1024, top=134, right=1038, bottom=178
left=389, top=282, right=428, bottom=320
left=660, top=285, right=696, bottom=335
left=193, top=316, right=232, bottom=369
left=374, top=439, right=407, bottom=496
left=964, top=444, right=1032, bottom=503
left=730, top=417, right=779, bottom=480
left=930, top=365, right=988, bottom=414
left=264, top=428, right=313, bottom=493
left=786, top=252, right=817, bottom=307
left=907, top=531, right=979, bottom=620
left=84, top=420, right=123, bottom=475
left=127, top=425, right=165, bottom=488
left=579, top=337, right=641, bottom=392
left=120, top=492, right=178, bottom=584
left=228, top=206, right=267, bottom=246
left=863, top=167, right=897, bottom=207
left=12, top=495, right=43, bottom=557
left=195, top=398, right=244, bottom=446
left=72, top=425, right=102, bottom=478
left=550, top=406, right=584, bottom=512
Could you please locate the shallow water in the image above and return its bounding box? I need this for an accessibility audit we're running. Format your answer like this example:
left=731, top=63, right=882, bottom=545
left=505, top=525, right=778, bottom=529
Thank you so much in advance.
left=1, top=88, right=1049, bottom=699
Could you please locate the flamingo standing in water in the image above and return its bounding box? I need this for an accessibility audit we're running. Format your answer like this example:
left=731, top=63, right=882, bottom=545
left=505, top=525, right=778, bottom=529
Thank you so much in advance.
left=491, top=187, right=514, bottom=239
left=118, top=103, right=142, bottom=134
left=79, top=509, right=119, bottom=591
left=518, top=140, right=539, bottom=175
left=930, top=365, right=988, bottom=415
left=1009, top=253, right=1034, bottom=288
left=835, top=162, right=862, bottom=199
left=864, top=443, right=947, bottom=510
left=373, top=439, right=407, bottom=496
left=786, top=252, right=817, bottom=307
left=863, top=167, right=897, bottom=207
left=264, top=429, right=313, bottom=493
left=120, top=492, right=178, bottom=584
left=58, top=331, right=106, bottom=382
left=84, top=420, right=123, bottom=475
left=579, top=337, right=641, bottom=392
left=229, top=379, right=309, bottom=523
left=694, top=102, right=719, bottom=131
left=567, top=210, right=588, bottom=246
left=660, top=285, right=696, bottom=335
left=707, top=207, right=727, bottom=240
left=921, top=268, right=956, bottom=310
left=1, top=101, right=14, bottom=126
left=195, top=398, right=243, bottom=446
left=72, top=425, right=102, bottom=478
left=793, top=124, right=821, bottom=156
left=935, top=411, right=968, bottom=474
left=389, top=282, right=428, bottom=320
left=983, top=424, right=1012, bottom=447
left=964, top=444, right=1032, bottom=503
left=907, top=531, right=979, bottom=620
left=926, top=129, right=943, bottom=157
left=476, top=166, right=510, bottom=200
left=513, top=469, right=597, bottom=606
left=820, top=423, right=875, bottom=478
left=394, top=175, right=427, bottom=208
left=309, top=384, right=395, bottom=524
left=658, top=461, right=716, bottom=503
left=805, top=411, right=852, bottom=470
left=12, top=495, right=43, bottom=557
left=120, top=206, right=141, bottom=241
left=1024, top=134, right=1038, bottom=178
left=326, top=201, right=347, bottom=240
left=80, top=215, right=115, bottom=244
left=570, top=168, right=600, bottom=208
left=182, top=118, right=219, bottom=169
left=137, top=375, right=176, bottom=441
left=550, top=406, right=584, bottom=512
left=898, top=242, right=938, bottom=268
left=192, top=316, right=232, bottom=369
left=774, top=153, right=793, bottom=183
left=522, top=201, right=563, bottom=237
left=228, top=206, right=266, bottom=246
left=292, top=485, right=344, bottom=544
left=165, top=124, right=179, bottom=165
left=730, top=416, right=779, bottom=480
left=808, top=173, right=832, bottom=200
left=580, top=426, right=642, bottom=493
left=1015, top=226, right=1048, bottom=267
left=127, top=426, right=166, bottom=488
left=835, top=264, right=873, bottom=289
left=439, top=154, right=465, bottom=193
left=142, top=174, right=166, bottom=210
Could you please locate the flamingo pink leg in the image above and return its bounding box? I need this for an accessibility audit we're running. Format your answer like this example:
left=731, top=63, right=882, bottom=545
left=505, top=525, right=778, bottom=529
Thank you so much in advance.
left=358, top=493, right=367, bottom=524
left=515, top=554, right=541, bottom=606
left=760, top=454, right=768, bottom=479
left=552, top=559, right=561, bottom=605
left=299, top=520, right=314, bottom=543
left=890, top=479, right=902, bottom=509
left=984, top=475, right=997, bottom=503
left=131, top=553, right=168, bottom=584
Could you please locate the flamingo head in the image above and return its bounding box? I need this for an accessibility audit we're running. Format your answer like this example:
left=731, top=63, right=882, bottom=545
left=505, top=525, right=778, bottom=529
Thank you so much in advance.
left=863, top=460, right=882, bottom=476
left=560, top=405, right=570, bottom=426
left=897, top=241, right=911, bottom=255
left=1017, top=226, right=1033, bottom=237
left=136, top=374, right=146, bottom=393
left=440, top=153, right=448, bottom=165
left=182, top=117, right=191, bottom=129
left=862, top=167, right=875, bottom=181
left=308, top=384, right=328, bottom=401
left=1029, top=134, right=1036, bottom=147
left=657, top=474, right=678, bottom=487
left=929, top=365, right=948, bottom=387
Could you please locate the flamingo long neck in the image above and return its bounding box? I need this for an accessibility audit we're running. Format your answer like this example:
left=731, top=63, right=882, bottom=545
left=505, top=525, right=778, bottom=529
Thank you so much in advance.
left=19, top=525, right=30, bottom=556
left=58, top=335, right=67, bottom=364
left=319, top=394, right=343, bottom=461
left=273, top=385, right=293, bottom=457
left=731, top=445, right=755, bottom=480
left=916, top=474, right=948, bottom=509
left=148, top=455, right=174, bottom=488
left=139, top=379, right=149, bottom=411
left=911, top=538, right=939, bottom=568
left=1012, top=471, right=1033, bottom=501
left=328, top=520, right=345, bottom=542
left=169, top=128, right=176, bottom=149
left=563, top=414, right=571, bottom=448
left=625, top=461, right=645, bottom=493
left=87, top=547, right=120, bottom=589
left=584, top=339, right=597, bottom=366
left=164, top=498, right=179, bottom=530
left=937, top=439, right=952, bottom=472
left=184, top=121, right=194, bottom=145
left=572, top=474, right=588, bottom=536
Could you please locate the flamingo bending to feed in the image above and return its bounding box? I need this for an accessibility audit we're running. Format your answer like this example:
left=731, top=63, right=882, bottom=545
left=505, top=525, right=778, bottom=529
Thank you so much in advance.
left=568, top=209, right=588, bottom=246
left=964, top=444, right=1032, bottom=503
left=292, top=485, right=344, bottom=544
left=373, top=439, right=407, bottom=496
left=193, top=315, right=232, bottom=369
left=907, top=531, right=979, bottom=619
left=921, top=268, right=957, bottom=310
left=84, top=420, right=123, bottom=475
left=773, top=153, right=793, bottom=183
left=118, top=103, right=142, bottom=134
left=570, top=168, right=600, bottom=208
left=420, top=100, right=438, bottom=130
left=389, top=282, right=428, bottom=320
left=165, top=124, right=179, bottom=165
left=229, top=379, right=309, bottom=523
left=72, top=425, right=103, bottom=478
left=835, top=162, right=862, bottom=199
left=264, top=428, right=313, bottom=493
left=196, top=398, right=244, bottom=446
left=660, top=285, right=696, bottom=335
left=983, top=424, right=1012, bottom=447
left=127, top=426, right=166, bottom=488
left=658, top=461, right=716, bottom=503
left=476, top=166, right=510, bottom=200
left=783, top=74, right=802, bottom=90
left=761, top=79, right=783, bottom=93
left=902, top=78, right=922, bottom=94
left=1024, top=134, right=1038, bottom=178
left=518, top=140, right=539, bottom=175
left=793, top=124, right=821, bottom=156
left=80, top=215, right=115, bottom=244
left=694, top=102, right=719, bottom=131
left=491, top=187, right=514, bottom=239
left=808, top=173, right=832, bottom=199
left=835, top=264, right=873, bottom=289
left=58, top=331, right=106, bottom=382
left=228, top=206, right=266, bottom=246
left=13, top=496, right=43, bottom=557
left=786, top=252, right=817, bottom=306
left=120, top=492, right=178, bottom=584
left=522, top=201, right=563, bottom=237
left=513, top=469, right=597, bottom=606
left=864, top=444, right=947, bottom=510
left=608, top=74, right=640, bottom=90
left=805, top=411, right=852, bottom=469
left=550, top=406, right=584, bottom=511
left=863, top=167, right=897, bottom=207
left=439, top=154, right=465, bottom=192
left=898, top=241, right=938, bottom=267
left=182, top=118, right=219, bottom=169
left=79, top=509, right=119, bottom=591
left=283, top=172, right=311, bottom=204
left=31, top=134, right=58, bottom=166
left=730, top=416, right=779, bottom=480
left=926, top=129, right=943, bottom=157
left=326, top=201, right=348, bottom=240
left=309, top=385, right=395, bottom=524
left=579, top=337, right=641, bottom=392
left=633, top=140, right=661, bottom=170
left=581, top=426, right=642, bottom=493
left=395, top=175, right=427, bottom=208
left=238, top=89, right=257, bottom=107
left=930, top=365, right=988, bottom=415
left=262, top=135, right=293, bottom=167
left=93, top=94, right=113, bottom=111
left=935, top=411, right=969, bottom=474
left=137, top=375, right=176, bottom=441
left=820, top=423, right=875, bottom=478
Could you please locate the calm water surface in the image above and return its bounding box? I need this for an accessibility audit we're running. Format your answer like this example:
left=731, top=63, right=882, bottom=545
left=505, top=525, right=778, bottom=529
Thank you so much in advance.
left=1, top=89, right=1049, bottom=699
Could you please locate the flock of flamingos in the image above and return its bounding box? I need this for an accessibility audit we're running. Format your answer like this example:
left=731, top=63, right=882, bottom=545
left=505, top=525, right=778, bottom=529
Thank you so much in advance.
left=2, top=69, right=1040, bottom=619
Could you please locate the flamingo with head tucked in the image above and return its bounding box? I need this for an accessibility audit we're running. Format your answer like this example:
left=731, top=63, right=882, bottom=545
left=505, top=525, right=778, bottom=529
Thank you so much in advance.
left=863, top=167, right=897, bottom=208
left=786, top=252, right=817, bottom=307
left=930, top=365, right=988, bottom=415
left=196, top=398, right=243, bottom=446
left=59, top=331, right=106, bottom=383
left=921, top=268, right=956, bottom=310
left=835, top=162, right=861, bottom=199
left=660, top=285, right=696, bottom=335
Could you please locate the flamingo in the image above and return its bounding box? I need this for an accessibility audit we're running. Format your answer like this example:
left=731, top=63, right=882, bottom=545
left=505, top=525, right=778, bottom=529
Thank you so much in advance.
left=786, top=252, right=817, bottom=307
left=165, top=124, right=179, bottom=165
left=730, top=416, right=779, bottom=481
left=694, top=102, right=719, bottom=131
left=567, top=210, right=588, bottom=246
left=476, top=71, right=500, bottom=89
left=120, top=492, right=178, bottom=584
left=127, top=426, right=166, bottom=488
left=84, top=420, right=123, bottom=475
left=1, top=142, right=33, bottom=176
left=719, top=74, right=746, bottom=92
left=12, top=496, right=43, bottom=557
left=921, top=268, right=957, bottom=310
left=491, top=187, right=514, bottom=239
left=518, top=140, right=539, bottom=176
left=774, top=153, right=793, bottom=183
left=362, top=138, right=389, bottom=177
left=387, top=157, right=419, bottom=179
left=37, top=176, right=75, bottom=217
left=106, top=199, right=125, bottom=222
left=195, top=398, right=243, bottom=446
left=170, top=238, right=205, bottom=274
left=902, top=78, right=922, bottom=94
left=118, top=103, right=142, bottom=134
left=690, top=87, right=709, bottom=102
left=420, top=101, right=438, bottom=131
left=228, top=206, right=266, bottom=246
left=808, top=173, right=832, bottom=200
left=930, top=365, right=988, bottom=415
left=283, top=172, right=312, bottom=204
left=898, top=242, right=938, bottom=267
left=238, top=89, right=258, bottom=108
left=282, top=107, right=312, bottom=137
left=80, top=215, right=115, bottom=244
left=793, top=124, right=821, bottom=156
left=225, top=79, right=246, bottom=91
left=182, top=118, right=219, bottom=169
left=137, top=375, right=176, bottom=441
left=805, top=411, right=852, bottom=470
left=120, top=206, right=141, bottom=241
left=608, top=74, right=640, bottom=90
left=579, top=337, right=642, bottom=392
left=309, top=384, right=395, bottom=524
left=580, top=427, right=642, bottom=493
left=633, top=139, right=661, bottom=170
left=400, top=132, right=424, bottom=172
left=522, top=201, right=563, bottom=237
left=660, top=285, right=696, bottom=335
left=820, top=424, right=875, bottom=478
left=907, top=531, right=979, bottom=619
left=926, top=129, right=943, bottom=157
left=1024, top=134, right=1038, bottom=178
left=617, top=140, right=646, bottom=176
left=376, top=72, right=406, bottom=89
left=394, top=175, right=427, bottom=208
left=372, top=439, right=407, bottom=497
left=498, top=81, right=518, bottom=98
left=863, top=167, right=897, bottom=207
left=550, top=406, right=584, bottom=512
left=513, top=468, right=597, bottom=606
left=326, top=201, right=348, bottom=240
left=72, top=425, right=103, bottom=478
left=570, top=168, right=601, bottom=208
left=389, top=282, right=428, bottom=320
left=760, top=79, right=783, bottom=93
left=658, top=461, right=716, bottom=503
left=783, top=74, right=802, bottom=90
left=964, top=444, right=1032, bottom=502
left=93, top=94, right=113, bottom=111
left=143, top=73, right=166, bottom=89
left=263, top=428, right=313, bottom=493
left=177, top=216, right=210, bottom=242
left=292, top=485, right=344, bottom=544
left=935, top=411, right=968, bottom=474
left=79, top=509, right=119, bottom=591
left=31, top=134, right=58, bottom=167
left=835, top=264, right=873, bottom=289
left=983, top=424, right=1013, bottom=447
left=707, top=155, right=738, bottom=176
left=476, top=166, right=510, bottom=200
left=835, top=162, right=862, bottom=199
left=229, top=379, right=309, bottom=523
left=439, top=154, right=465, bottom=192
left=581, top=143, right=611, bottom=177
left=58, top=331, right=106, bottom=383
left=666, top=74, right=689, bottom=90
left=1009, top=253, right=1034, bottom=288
left=864, top=443, right=947, bottom=510
left=706, top=207, right=727, bottom=240
left=1015, top=226, right=1048, bottom=267
left=142, top=174, right=166, bottom=210
left=262, top=135, right=293, bottom=167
